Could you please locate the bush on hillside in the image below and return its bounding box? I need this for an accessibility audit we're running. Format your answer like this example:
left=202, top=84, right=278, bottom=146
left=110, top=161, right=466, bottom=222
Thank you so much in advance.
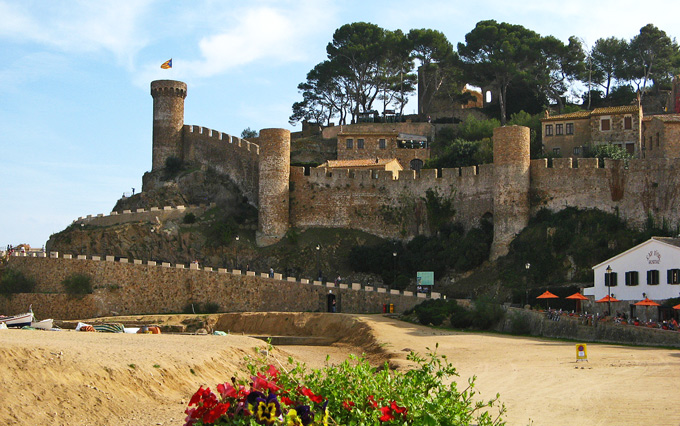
left=0, top=269, right=37, bottom=297
left=62, top=273, right=93, bottom=296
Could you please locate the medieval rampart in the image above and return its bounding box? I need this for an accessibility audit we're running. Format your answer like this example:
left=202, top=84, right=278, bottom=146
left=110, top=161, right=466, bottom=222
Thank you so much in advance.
left=71, top=204, right=213, bottom=228
left=289, top=164, right=494, bottom=239
left=182, top=125, right=260, bottom=205
left=2, top=254, right=431, bottom=319
left=530, top=157, right=680, bottom=228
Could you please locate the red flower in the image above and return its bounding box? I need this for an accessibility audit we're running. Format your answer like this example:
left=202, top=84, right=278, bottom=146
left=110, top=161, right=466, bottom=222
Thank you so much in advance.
left=217, top=382, right=248, bottom=399
left=298, top=386, right=323, bottom=404
left=280, top=395, right=295, bottom=406
left=342, top=400, right=355, bottom=411
left=266, top=364, right=280, bottom=379
left=203, top=402, right=230, bottom=423
left=379, top=406, right=395, bottom=422
left=390, top=400, right=407, bottom=418
left=253, top=373, right=280, bottom=393
left=368, top=395, right=378, bottom=408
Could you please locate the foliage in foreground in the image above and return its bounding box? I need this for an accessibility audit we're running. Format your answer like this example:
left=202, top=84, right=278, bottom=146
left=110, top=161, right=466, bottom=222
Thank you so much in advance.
left=184, top=345, right=505, bottom=425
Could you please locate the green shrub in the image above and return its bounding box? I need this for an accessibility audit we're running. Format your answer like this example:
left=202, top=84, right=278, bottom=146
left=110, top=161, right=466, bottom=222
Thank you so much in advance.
left=469, top=297, right=506, bottom=330
left=204, top=302, right=220, bottom=313
left=164, top=156, right=184, bottom=178
left=414, top=299, right=455, bottom=326
left=183, top=212, right=197, bottom=224
left=449, top=301, right=474, bottom=328
left=62, top=273, right=93, bottom=295
left=508, top=311, right=532, bottom=335
left=0, top=269, right=37, bottom=297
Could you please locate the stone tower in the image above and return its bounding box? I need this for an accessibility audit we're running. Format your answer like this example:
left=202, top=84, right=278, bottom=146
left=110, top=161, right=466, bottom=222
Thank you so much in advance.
left=150, top=80, right=187, bottom=171
left=490, top=125, right=531, bottom=260
left=256, top=128, right=291, bottom=247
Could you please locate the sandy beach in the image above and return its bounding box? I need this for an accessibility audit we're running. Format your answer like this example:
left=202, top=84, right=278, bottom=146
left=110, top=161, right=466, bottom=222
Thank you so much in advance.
left=1, top=313, right=679, bottom=426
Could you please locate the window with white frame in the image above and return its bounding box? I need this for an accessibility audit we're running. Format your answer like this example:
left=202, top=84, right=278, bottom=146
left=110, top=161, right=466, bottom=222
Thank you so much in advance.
left=556, top=124, right=563, bottom=135
left=566, top=123, right=574, bottom=135
left=545, top=124, right=553, bottom=136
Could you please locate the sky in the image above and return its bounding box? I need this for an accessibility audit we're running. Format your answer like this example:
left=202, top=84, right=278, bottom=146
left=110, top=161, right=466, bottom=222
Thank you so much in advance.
left=2, top=0, right=680, bottom=249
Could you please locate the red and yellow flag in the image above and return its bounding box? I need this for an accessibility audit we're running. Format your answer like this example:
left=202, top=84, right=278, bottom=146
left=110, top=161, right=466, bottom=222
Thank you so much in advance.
left=160, top=59, right=172, bottom=69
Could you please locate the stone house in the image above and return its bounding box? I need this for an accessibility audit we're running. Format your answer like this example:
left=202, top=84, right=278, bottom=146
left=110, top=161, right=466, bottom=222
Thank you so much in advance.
left=641, top=115, right=680, bottom=159
left=541, top=105, right=642, bottom=158
left=337, top=131, right=430, bottom=171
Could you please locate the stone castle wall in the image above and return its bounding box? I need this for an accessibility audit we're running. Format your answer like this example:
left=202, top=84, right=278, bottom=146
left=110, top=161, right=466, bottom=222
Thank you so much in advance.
left=182, top=125, right=260, bottom=205
left=322, top=122, right=434, bottom=140
left=289, top=164, right=495, bottom=239
left=2, top=255, right=427, bottom=319
left=530, top=157, right=680, bottom=228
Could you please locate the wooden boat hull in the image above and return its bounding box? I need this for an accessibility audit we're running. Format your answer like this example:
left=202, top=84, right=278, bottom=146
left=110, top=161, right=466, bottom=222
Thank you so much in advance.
left=31, top=319, right=54, bottom=330
left=0, top=312, right=34, bottom=328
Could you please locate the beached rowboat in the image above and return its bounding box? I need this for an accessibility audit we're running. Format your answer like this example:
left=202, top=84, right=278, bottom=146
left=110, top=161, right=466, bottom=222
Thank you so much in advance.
left=0, top=311, right=34, bottom=328
left=31, top=318, right=54, bottom=330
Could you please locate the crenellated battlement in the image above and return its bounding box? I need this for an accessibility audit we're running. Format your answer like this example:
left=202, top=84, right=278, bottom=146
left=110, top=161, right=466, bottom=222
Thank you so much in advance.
left=71, top=204, right=214, bottom=228
left=150, top=80, right=187, bottom=98
left=184, top=125, right=260, bottom=156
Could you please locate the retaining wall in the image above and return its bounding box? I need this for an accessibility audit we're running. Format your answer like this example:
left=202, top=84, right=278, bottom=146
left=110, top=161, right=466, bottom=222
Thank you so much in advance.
left=1, top=255, right=430, bottom=320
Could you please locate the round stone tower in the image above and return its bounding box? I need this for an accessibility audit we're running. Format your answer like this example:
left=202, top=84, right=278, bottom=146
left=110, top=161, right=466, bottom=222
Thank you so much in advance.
left=150, top=80, right=187, bottom=171
left=491, top=125, right=531, bottom=260
left=256, top=128, right=291, bottom=247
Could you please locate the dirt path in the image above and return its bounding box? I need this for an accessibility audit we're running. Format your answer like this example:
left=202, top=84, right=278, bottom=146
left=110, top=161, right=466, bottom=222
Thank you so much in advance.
left=1, top=313, right=679, bottom=425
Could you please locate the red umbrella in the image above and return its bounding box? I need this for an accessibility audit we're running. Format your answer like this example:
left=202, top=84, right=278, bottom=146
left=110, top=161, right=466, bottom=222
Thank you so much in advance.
left=634, top=298, right=660, bottom=306
left=595, top=295, right=620, bottom=303
left=566, top=292, right=588, bottom=313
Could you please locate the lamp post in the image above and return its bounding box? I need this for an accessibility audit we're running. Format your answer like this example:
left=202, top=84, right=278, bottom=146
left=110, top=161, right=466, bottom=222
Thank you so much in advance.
left=392, top=251, right=397, bottom=287
left=316, top=244, right=321, bottom=281
left=606, top=265, right=612, bottom=317
left=525, top=263, right=531, bottom=307
left=234, top=235, right=239, bottom=270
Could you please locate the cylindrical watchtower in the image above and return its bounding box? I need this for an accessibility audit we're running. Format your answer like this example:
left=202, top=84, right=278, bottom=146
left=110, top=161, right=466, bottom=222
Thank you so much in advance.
left=491, top=126, right=531, bottom=260
left=150, top=80, right=187, bottom=171
left=256, top=128, right=291, bottom=247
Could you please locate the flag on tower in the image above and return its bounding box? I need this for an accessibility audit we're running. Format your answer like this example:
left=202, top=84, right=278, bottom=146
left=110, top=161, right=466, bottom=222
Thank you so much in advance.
left=160, top=59, right=172, bottom=69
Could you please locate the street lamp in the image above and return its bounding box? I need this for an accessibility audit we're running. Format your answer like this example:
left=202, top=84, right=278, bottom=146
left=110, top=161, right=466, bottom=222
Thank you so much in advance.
left=606, top=265, right=612, bottom=317
left=392, top=251, right=397, bottom=286
left=234, top=235, right=240, bottom=270
left=525, top=263, right=531, bottom=307
left=316, top=244, right=321, bottom=281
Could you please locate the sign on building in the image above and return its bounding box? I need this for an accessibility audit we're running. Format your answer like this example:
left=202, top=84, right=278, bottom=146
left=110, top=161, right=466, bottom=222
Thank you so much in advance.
left=417, top=271, right=434, bottom=294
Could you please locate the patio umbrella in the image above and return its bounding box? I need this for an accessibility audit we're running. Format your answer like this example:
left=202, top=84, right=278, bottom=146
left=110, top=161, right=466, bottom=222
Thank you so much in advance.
left=634, top=298, right=660, bottom=306
left=595, top=295, right=620, bottom=303
left=566, top=292, right=588, bottom=313
left=536, top=291, right=559, bottom=309
left=673, top=304, right=680, bottom=310
left=634, top=298, right=660, bottom=322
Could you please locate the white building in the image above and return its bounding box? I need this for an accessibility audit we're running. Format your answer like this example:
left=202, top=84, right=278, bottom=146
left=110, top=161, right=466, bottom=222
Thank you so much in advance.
left=586, top=237, right=680, bottom=302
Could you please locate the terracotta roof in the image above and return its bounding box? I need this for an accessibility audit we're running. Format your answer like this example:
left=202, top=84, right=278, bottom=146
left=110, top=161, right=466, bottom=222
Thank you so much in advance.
left=590, top=105, right=639, bottom=116
left=541, top=110, right=591, bottom=121
left=542, top=105, right=639, bottom=122
left=320, top=158, right=401, bottom=169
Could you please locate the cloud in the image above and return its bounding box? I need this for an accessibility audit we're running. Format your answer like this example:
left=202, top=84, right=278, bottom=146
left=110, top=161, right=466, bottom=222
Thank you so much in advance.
left=135, top=0, right=336, bottom=84
left=0, top=0, right=154, bottom=64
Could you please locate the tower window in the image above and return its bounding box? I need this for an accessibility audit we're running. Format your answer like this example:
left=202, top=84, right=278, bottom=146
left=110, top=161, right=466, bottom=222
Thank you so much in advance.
left=346, top=138, right=353, bottom=149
